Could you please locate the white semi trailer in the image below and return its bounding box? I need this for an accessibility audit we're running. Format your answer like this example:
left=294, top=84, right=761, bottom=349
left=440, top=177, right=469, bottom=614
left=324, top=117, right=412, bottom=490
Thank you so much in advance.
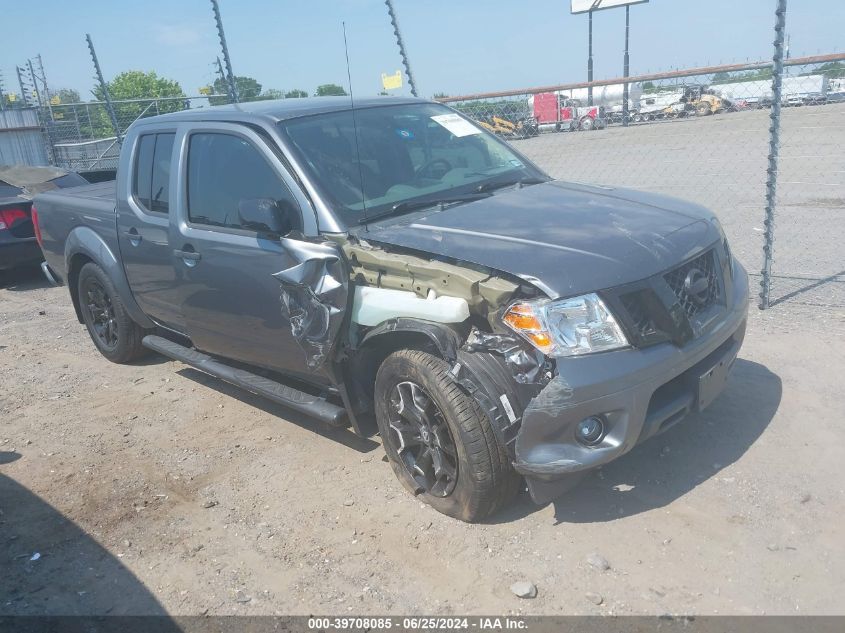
left=711, top=74, right=828, bottom=104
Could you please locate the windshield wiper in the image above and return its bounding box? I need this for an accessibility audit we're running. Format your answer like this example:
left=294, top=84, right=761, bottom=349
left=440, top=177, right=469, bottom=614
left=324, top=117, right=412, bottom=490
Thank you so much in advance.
left=475, top=176, right=547, bottom=193
left=364, top=193, right=491, bottom=223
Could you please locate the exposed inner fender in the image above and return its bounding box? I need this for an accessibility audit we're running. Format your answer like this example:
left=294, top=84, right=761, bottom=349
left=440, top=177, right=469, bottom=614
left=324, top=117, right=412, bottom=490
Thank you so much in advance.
left=450, top=347, right=547, bottom=460
left=272, top=237, right=348, bottom=371
left=358, top=318, right=463, bottom=361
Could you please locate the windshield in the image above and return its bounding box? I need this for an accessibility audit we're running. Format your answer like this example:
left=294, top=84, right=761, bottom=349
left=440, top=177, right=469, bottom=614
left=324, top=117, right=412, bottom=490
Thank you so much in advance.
left=278, top=102, right=547, bottom=225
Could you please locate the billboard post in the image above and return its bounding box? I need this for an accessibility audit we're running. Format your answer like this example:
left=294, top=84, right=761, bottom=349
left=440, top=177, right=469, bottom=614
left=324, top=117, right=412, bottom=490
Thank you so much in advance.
left=588, top=8, right=594, bottom=106
left=623, top=5, right=630, bottom=126
left=571, top=1, right=649, bottom=116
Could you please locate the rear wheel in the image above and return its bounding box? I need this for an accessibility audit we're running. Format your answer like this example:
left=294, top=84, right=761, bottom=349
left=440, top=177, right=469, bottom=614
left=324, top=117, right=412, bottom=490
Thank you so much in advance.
left=696, top=102, right=712, bottom=116
left=375, top=350, right=520, bottom=522
left=580, top=117, right=594, bottom=131
left=78, top=262, right=147, bottom=363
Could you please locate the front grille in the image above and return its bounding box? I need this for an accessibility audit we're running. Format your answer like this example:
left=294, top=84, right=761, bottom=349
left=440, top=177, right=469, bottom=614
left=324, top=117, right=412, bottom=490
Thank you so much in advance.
left=620, top=292, right=659, bottom=339
left=663, top=249, right=721, bottom=318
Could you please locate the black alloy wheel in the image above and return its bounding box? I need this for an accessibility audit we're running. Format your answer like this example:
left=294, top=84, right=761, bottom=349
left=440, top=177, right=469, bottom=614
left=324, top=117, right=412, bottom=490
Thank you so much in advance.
left=83, top=277, right=119, bottom=349
left=387, top=380, right=459, bottom=497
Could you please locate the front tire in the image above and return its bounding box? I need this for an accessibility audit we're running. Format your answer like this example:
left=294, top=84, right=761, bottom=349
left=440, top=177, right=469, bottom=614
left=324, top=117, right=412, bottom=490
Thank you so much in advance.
left=375, top=350, right=520, bottom=522
left=78, top=262, right=147, bottom=363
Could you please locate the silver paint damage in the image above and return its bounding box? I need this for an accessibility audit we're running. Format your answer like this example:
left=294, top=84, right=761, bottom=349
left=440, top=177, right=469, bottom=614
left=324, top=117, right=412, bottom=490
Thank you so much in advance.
left=272, top=237, right=348, bottom=370
left=521, top=375, right=575, bottom=415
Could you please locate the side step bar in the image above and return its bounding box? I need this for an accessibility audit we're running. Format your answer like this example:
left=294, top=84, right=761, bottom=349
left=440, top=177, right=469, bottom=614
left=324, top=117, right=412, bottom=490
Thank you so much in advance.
left=142, top=335, right=347, bottom=427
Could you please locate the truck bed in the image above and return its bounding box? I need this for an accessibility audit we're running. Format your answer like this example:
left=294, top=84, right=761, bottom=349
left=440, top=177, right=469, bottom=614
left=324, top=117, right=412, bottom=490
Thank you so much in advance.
left=47, top=180, right=117, bottom=202
left=34, top=180, right=118, bottom=283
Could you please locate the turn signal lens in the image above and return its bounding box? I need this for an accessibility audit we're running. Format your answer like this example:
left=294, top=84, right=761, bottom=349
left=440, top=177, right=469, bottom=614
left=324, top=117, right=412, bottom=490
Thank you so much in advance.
left=503, top=302, right=555, bottom=354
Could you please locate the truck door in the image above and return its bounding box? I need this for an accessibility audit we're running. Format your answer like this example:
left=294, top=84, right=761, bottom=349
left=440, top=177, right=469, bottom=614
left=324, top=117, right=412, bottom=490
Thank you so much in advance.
left=170, top=124, right=347, bottom=380
left=116, top=129, right=186, bottom=331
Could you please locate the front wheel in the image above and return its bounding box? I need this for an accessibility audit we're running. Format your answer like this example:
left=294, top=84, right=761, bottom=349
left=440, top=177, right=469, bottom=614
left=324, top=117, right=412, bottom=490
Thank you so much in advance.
left=375, top=350, right=520, bottom=522
left=78, top=262, right=148, bottom=363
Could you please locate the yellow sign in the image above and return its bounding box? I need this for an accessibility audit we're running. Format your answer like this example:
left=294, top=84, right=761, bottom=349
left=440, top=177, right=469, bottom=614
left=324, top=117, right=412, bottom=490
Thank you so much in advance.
left=198, top=86, right=212, bottom=95
left=381, top=70, right=403, bottom=91
left=8, top=93, right=17, bottom=102
left=50, top=95, right=61, bottom=105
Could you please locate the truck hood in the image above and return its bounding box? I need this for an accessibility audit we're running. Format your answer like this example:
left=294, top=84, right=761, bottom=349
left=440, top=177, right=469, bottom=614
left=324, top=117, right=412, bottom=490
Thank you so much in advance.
left=362, top=180, right=721, bottom=299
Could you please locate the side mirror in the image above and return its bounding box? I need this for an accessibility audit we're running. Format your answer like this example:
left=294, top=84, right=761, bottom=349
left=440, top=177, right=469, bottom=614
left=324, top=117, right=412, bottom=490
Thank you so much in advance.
left=238, top=198, right=298, bottom=236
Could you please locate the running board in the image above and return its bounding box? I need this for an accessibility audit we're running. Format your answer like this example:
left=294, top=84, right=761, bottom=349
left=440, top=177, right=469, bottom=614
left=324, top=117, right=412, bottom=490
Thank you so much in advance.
left=141, top=335, right=347, bottom=427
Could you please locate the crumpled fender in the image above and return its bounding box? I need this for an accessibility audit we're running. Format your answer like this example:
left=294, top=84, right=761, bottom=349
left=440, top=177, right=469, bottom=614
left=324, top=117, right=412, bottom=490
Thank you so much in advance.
left=272, top=237, right=348, bottom=371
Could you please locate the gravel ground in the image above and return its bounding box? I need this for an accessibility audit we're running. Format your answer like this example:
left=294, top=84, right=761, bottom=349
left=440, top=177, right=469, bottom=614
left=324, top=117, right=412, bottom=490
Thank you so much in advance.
left=1, top=104, right=844, bottom=616
left=2, top=265, right=844, bottom=616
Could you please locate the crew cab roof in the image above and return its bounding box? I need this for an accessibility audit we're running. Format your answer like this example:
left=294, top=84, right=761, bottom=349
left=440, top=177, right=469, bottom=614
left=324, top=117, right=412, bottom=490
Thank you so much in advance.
left=143, top=96, right=428, bottom=126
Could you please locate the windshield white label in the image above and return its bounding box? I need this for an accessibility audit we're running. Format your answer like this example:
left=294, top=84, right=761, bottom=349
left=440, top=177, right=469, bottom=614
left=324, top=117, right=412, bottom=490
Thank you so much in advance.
left=431, top=113, right=482, bottom=137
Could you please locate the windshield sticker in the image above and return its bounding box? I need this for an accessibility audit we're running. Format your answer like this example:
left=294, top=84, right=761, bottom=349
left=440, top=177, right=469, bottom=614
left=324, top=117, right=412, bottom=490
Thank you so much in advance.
left=431, top=113, right=482, bottom=137
left=509, top=159, right=524, bottom=168
left=395, top=128, right=414, bottom=139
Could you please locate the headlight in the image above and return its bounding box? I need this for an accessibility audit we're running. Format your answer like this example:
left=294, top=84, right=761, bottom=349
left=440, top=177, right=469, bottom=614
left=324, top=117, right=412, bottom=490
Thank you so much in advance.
left=502, top=293, right=629, bottom=357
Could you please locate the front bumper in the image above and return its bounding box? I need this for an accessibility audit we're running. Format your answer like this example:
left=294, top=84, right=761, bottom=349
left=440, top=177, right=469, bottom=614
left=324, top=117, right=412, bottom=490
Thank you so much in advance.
left=514, top=261, right=749, bottom=504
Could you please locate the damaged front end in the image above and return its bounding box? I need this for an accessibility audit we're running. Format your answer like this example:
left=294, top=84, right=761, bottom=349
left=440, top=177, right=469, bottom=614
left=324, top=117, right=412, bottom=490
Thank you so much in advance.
left=338, top=236, right=559, bottom=489
left=291, top=232, right=746, bottom=511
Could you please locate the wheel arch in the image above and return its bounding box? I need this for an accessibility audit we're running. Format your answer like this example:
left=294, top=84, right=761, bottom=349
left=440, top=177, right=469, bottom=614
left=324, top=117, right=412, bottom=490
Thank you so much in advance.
left=64, top=226, right=154, bottom=329
left=342, top=319, right=463, bottom=428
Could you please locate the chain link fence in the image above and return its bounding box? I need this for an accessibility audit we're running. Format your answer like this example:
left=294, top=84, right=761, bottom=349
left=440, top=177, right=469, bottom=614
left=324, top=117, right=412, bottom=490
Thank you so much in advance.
left=43, top=96, right=212, bottom=172
left=439, top=53, right=845, bottom=309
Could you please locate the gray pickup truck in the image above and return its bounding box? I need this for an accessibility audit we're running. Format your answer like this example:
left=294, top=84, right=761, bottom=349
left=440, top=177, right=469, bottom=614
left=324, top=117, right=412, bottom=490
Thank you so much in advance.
left=33, top=97, right=748, bottom=521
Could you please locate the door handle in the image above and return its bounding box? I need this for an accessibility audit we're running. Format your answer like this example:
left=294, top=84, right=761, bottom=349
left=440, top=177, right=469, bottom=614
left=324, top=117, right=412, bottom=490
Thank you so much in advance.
left=173, top=249, right=201, bottom=261
left=124, top=229, right=142, bottom=244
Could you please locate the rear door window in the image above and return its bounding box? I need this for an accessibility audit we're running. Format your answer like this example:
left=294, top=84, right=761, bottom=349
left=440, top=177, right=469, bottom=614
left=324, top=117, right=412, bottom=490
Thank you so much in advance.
left=132, top=133, right=174, bottom=214
left=150, top=134, right=175, bottom=214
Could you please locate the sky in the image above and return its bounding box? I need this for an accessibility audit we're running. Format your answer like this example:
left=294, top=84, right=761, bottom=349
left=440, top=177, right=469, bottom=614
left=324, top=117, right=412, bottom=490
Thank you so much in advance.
left=2, top=0, right=843, bottom=102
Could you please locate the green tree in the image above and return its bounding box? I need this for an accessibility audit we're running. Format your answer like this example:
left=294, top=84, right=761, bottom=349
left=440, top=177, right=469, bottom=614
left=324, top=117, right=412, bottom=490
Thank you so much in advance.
left=209, top=75, right=262, bottom=104
left=432, top=92, right=449, bottom=100
left=258, top=88, right=284, bottom=100
left=284, top=88, right=309, bottom=99
left=813, top=61, right=845, bottom=78
left=315, top=83, right=347, bottom=97
left=53, top=88, right=81, bottom=104
left=90, top=70, right=185, bottom=137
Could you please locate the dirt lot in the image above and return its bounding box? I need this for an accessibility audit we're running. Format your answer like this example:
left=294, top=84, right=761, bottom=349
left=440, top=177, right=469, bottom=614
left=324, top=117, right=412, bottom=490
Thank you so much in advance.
left=2, top=103, right=844, bottom=617
left=2, top=263, right=844, bottom=616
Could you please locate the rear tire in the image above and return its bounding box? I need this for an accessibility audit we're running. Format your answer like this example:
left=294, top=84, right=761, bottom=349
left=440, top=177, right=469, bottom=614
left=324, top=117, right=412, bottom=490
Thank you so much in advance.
left=78, top=262, right=148, bottom=364
left=375, top=350, right=520, bottom=522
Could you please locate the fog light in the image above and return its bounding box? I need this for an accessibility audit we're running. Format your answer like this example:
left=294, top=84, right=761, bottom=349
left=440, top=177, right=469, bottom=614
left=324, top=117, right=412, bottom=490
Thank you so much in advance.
left=577, top=416, right=605, bottom=446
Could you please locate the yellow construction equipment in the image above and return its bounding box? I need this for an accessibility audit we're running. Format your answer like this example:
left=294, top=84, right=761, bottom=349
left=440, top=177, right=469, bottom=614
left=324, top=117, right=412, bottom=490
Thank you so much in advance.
left=682, top=86, right=731, bottom=116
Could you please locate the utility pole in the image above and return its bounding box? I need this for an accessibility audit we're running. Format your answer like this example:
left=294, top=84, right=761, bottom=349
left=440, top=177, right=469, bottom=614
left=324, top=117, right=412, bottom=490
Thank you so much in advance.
left=587, top=7, right=595, bottom=106
left=622, top=5, right=630, bottom=126
left=210, top=0, right=239, bottom=102
left=36, top=54, right=55, bottom=120
left=214, top=57, right=232, bottom=102
left=16, top=66, right=29, bottom=107
left=0, top=71, right=6, bottom=111
left=26, top=60, right=43, bottom=108
left=385, top=0, right=418, bottom=97
left=86, top=33, right=122, bottom=143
